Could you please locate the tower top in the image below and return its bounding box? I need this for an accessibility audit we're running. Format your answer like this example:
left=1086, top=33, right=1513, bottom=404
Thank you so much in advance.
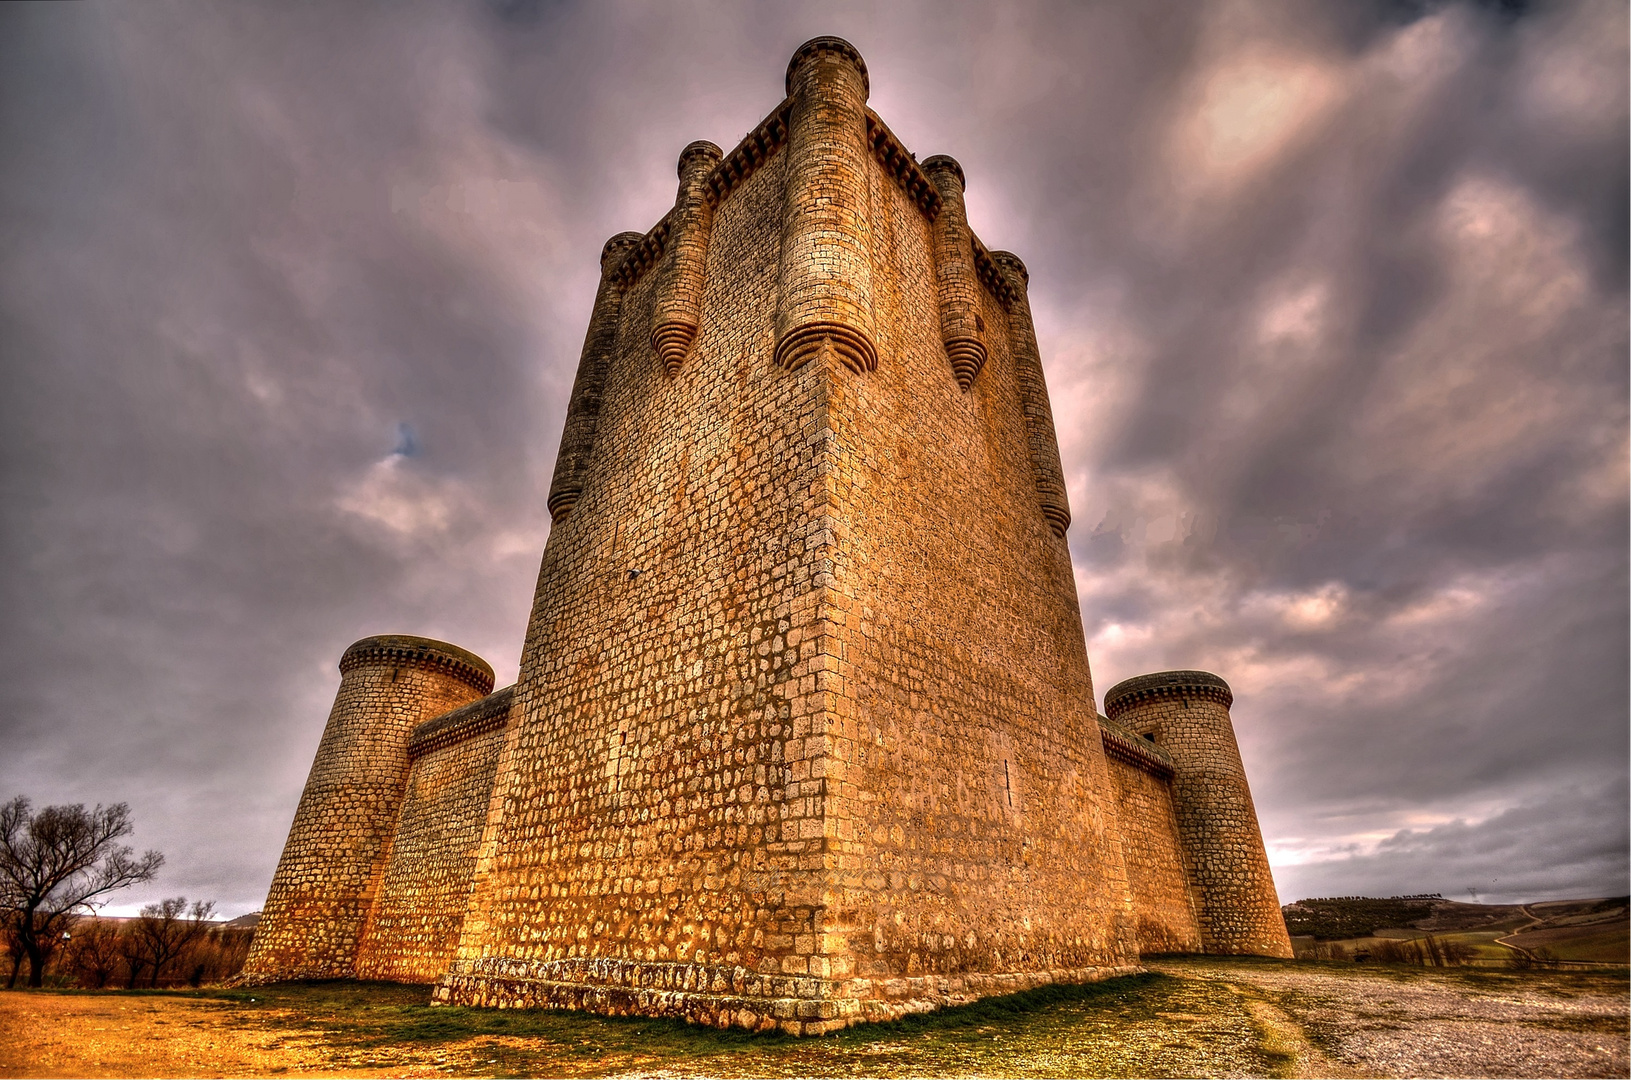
left=1103, top=670, right=1233, bottom=720
left=338, top=634, right=495, bottom=695
left=921, top=155, right=966, bottom=192
left=786, top=36, right=869, bottom=97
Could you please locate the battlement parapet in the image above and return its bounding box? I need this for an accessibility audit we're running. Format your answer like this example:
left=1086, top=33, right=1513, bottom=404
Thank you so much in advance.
left=608, top=211, right=675, bottom=291
left=408, top=684, right=515, bottom=760
left=601, top=231, right=644, bottom=269
left=981, top=244, right=1023, bottom=306
left=339, top=635, right=495, bottom=696
left=1096, top=714, right=1175, bottom=780
left=865, top=111, right=942, bottom=221
left=704, top=101, right=792, bottom=209
left=1103, top=670, right=1233, bottom=720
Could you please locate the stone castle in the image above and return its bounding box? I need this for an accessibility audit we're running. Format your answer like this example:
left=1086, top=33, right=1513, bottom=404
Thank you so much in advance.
left=242, top=38, right=1293, bottom=1032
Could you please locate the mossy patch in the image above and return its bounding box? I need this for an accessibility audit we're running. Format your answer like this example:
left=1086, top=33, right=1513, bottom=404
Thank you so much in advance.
left=178, top=973, right=1288, bottom=1077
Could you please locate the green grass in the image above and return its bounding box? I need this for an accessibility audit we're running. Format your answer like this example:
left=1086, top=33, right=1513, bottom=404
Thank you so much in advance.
left=173, top=973, right=1294, bottom=1078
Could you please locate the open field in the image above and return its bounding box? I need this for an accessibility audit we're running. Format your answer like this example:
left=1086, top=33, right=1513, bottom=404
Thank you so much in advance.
left=1, top=958, right=1625, bottom=1078
left=1286, top=896, right=1630, bottom=968
left=1504, top=923, right=1631, bottom=963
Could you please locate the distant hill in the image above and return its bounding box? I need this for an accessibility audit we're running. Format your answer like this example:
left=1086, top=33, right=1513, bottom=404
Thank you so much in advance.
left=221, top=912, right=261, bottom=930
left=1283, top=895, right=1629, bottom=965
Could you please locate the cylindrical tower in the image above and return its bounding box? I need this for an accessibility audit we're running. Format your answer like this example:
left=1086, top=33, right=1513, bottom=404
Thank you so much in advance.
left=990, top=250, right=1071, bottom=537
left=547, top=231, right=644, bottom=521
left=1103, top=670, right=1293, bottom=958
left=651, top=140, right=722, bottom=374
left=921, top=155, right=987, bottom=390
left=241, top=635, right=495, bottom=981
left=773, top=36, right=878, bottom=374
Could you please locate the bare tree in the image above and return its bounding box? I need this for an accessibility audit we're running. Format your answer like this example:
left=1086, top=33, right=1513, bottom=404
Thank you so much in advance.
left=129, top=897, right=214, bottom=988
left=64, top=919, right=123, bottom=989
left=0, top=797, right=162, bottom=987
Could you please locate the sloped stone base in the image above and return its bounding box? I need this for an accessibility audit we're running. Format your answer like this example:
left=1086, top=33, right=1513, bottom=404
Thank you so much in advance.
left=433, top=956, right=1142, bottom=1035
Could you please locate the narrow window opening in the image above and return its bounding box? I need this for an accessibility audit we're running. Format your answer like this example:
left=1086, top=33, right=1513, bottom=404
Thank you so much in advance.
left=1003, top=759, right=1013, bottom=808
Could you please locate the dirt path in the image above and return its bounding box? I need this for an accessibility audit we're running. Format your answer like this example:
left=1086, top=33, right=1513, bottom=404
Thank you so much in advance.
left=1150, top=958, right=1629, bottom=1079
left=1494, top=904, right=1547, bottom=963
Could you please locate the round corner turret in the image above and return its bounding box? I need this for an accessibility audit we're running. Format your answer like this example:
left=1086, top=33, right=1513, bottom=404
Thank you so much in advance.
left=786, top=36, right=869, bottom=98
left=678, top=140, right=724, bottom=176
left=921, top=155, right=966, bottom=192
left=601, top=231, right=646, bottom=269
left=241, top=633, right=495, bottom=982
left=1101, top=667, right=1292, bottom=959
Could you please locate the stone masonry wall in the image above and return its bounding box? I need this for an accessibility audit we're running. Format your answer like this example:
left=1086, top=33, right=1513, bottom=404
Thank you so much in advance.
left=440, top=141, right=847, bottom=1029
left=242, top=637, right=493, bottom=981
left=1104, top=672, right=1293, bottom=958
left=355, top=686, right=515, bottom=982
left=1097, top=717, right=1203, bottom=954
left=813, top=140, right=1140, bottom=1019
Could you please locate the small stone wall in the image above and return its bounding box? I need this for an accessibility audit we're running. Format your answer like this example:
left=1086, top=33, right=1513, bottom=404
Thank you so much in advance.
left=1098, top=716, right=1203, bottom=953
left=355, top=687, right=515, bottom=982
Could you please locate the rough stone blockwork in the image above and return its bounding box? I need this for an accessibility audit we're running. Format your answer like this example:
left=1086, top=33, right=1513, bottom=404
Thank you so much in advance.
left=242, top=637, right=493, bottom=981
left=356, top=686, right=516, bottom=982
left=1097, top=715, right=1203, bottom=954
left=246, top=35, right=1294, bottom=1029
left=1104, top=672, right=1294, bottom=958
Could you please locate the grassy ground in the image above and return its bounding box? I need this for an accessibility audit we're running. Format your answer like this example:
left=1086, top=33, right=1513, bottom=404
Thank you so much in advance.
left=184, top=974, right=1294, bottom=1078
left=2, top=960, right=1624, bottom=1078
left=1505, top=923, right=1631, bottom=963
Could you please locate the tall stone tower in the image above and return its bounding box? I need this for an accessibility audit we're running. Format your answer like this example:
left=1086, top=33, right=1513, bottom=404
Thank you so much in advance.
left=434, top=36, right=1140, bottom=1030
left=244, top=35, right=1298, bottom=1032
left=1103, top=671, right=1293, bottom=958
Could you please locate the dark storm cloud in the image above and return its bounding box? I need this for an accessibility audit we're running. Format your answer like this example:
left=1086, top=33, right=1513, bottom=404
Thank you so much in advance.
left=0, top=0, right=1623, bottom=915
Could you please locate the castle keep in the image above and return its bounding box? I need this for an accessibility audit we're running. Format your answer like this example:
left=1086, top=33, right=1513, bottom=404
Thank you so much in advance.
left=243, top=38, right=1292, bottom=1031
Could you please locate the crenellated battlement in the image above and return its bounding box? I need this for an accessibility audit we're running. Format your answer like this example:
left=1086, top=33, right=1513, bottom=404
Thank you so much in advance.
left=339, top=635, right=495, bottom=696
left=1104, top=670, right=1234, bottom=720
left=408, top=684, right=515, bottom=760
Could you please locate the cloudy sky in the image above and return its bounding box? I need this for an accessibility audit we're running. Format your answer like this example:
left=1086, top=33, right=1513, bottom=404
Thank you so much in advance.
left=2, top=0, right=1625, bottom=918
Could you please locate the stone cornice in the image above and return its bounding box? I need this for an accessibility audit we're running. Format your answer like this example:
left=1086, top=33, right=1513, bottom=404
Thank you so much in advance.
left=608, top=209, right=674, bottom=291
left=865, top=111, right=942, bottom=222
left=1103, top=670, right=1233, bottom=721
left=409, top=684, right=515, bottom=759
left=338, top=635, right=495, bottom=696
left=973, top=237, right=1022, bottom=307
left=611, top=100, right=794, bottom=295
left=1096, top=714, right=1175, bottom=781
left=705, top=100, right=792, bottom=209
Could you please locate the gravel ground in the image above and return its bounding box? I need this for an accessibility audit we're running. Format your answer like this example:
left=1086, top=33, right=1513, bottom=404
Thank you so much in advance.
left=1150, top=957, right=1629, bottom=1079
